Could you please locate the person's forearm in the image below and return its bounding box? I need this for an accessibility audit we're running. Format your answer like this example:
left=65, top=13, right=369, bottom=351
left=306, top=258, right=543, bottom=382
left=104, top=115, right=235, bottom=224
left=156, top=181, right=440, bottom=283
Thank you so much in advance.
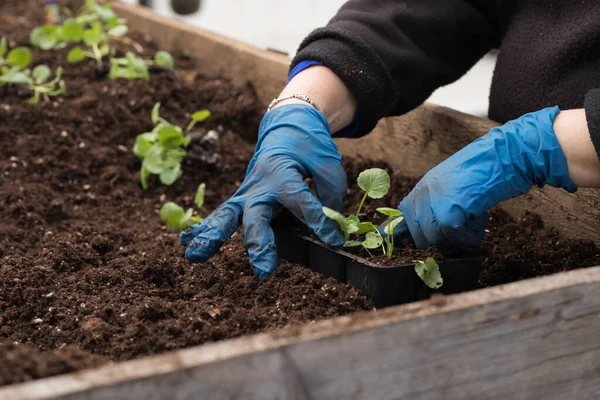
left=272, top=66, right=357, bottom=134
left=554, top=109, right=600, bottom=188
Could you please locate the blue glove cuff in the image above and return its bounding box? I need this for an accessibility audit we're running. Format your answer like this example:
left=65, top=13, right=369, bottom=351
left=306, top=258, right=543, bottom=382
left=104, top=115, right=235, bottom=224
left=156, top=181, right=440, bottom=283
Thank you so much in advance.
left=288, top=60, right=360, bottom=138
left=499, top=106, right=577, bottom=193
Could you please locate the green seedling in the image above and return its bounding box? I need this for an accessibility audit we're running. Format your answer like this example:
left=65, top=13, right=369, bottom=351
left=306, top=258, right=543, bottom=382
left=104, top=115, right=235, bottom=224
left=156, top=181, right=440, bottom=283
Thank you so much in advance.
left=31, top=0, right=127, bottom=50
left=414, top=258, right=443, bottom=289
left=66, top=22, right=110, bottom=66
left=160, top=183, right=207, bottom=229
left=134, top=103, right=212, bottom=189
left=323, top=168, right=390, bottom=253
left=108, top=50, right=175, bottom=80
left=376, top=207, right=404, bottom=258
left=0, top=38, right=32, bottom=70
left=0, top=39, right=65, bottom=104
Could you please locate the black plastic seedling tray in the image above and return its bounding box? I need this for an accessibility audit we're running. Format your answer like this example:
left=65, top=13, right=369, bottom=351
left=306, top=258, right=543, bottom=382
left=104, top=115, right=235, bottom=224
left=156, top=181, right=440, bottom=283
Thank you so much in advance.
left=274, top=228, right=484, bottom=308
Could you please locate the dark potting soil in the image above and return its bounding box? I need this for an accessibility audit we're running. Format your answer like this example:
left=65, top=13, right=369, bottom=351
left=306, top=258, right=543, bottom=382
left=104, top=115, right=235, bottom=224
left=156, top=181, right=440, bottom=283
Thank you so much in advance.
left=0, top=0, right=371, bottom=387
left=1, top=0, right=600, bottom=388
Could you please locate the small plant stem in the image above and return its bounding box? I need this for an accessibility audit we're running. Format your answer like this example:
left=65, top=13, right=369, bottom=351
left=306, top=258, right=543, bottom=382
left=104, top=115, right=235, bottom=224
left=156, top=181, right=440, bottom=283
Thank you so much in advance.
left=387, top=218, right=394, bottom=258
left=355, top=191, right=368, bottom=216
left=92, top=44, right=103, bottom=65
left=364, top=247, right=374, bottom=258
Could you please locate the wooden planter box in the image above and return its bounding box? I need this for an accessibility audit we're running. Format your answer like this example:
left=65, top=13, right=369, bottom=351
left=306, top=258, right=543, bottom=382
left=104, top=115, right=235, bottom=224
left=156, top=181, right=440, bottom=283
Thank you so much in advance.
left=3, top=3, right=600, bottom=399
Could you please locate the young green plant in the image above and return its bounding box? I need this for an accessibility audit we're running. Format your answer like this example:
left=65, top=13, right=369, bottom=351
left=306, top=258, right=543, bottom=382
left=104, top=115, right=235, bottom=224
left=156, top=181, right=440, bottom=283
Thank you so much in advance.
left=0, top=39, right=65, bottom=104
left=414, top=258, right=443, bottom=289
left=376, top=207, right=404, bottom=258
left=160, top=183, right=207, bottom=229
left=322, top=168, right=390, bottom=254
left=133, top=103, right=212, bottom=189
left=108, top=50, right=174, bottom=81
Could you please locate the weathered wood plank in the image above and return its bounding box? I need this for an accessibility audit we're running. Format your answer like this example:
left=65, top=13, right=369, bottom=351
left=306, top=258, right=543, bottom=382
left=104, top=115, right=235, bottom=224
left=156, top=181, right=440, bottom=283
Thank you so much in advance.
left=112, top=2, right=600, bottom=243
left=3, top=266, right=600, bottom=399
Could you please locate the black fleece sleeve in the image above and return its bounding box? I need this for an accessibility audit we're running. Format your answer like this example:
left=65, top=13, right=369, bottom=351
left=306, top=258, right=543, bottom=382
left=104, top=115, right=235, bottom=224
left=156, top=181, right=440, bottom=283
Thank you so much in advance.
left=291, top=0, right=500, bottom=137
left=585, top=89, right=600, bottom=160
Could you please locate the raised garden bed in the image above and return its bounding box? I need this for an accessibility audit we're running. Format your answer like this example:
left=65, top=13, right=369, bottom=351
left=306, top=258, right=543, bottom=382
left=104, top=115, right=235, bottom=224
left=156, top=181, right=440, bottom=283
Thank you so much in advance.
left=2, top=1, right=600, bottom=399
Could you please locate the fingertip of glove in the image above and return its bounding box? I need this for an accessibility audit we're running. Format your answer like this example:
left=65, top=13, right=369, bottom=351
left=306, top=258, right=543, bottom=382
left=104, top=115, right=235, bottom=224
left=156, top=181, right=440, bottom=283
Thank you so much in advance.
left=185, top=243, right=210, bottom=264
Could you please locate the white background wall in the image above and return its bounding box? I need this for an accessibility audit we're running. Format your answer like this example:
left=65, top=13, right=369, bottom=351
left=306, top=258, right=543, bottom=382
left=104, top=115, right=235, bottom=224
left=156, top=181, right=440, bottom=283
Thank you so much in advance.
left=121, top=0, right=496, bottom=117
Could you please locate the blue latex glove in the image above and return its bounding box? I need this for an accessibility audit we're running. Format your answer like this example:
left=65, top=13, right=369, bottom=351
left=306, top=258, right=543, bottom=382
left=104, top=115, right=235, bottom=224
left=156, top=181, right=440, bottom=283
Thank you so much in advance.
left=389, top=106, right=577, bottom=250
left=180, top=104, right=347, bottom=279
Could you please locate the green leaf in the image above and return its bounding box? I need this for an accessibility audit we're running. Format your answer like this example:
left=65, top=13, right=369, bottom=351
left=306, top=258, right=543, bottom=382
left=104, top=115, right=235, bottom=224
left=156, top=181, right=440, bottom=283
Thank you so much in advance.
left=357, top=168, right=390, bottom=199
left=343, top=240, right=363, bottom=248
left=178, top=208, right=195, bottom=229
left=151, top=102, right=161, bottom=124
left=40, top=35, right=59, bottom=50
left=95, top=5, right=117, bottom=23
left=355, top=221, right=378, bottom=235
left=194, top=183, right=206, bottom=209
left=67, top=46, right=86, bottom=63
left=383, top=215, right=405, bottom=234
left=191, top=109, right=212, bottom=122
left=143, top=146, right=165, bottom=174
left=414, top=258, right=443, bottom=289
left=62, top=18, right=84, bottom=42
left=376, top=207, right=402, bottom=217
left=30, top=27, right=43, bottom=46
left=190, top=215, right=203, bottom=225
left=160, top=202, right=186, bottom=229
left=154, top=50, right=174, bottom=68
left=98, top=44, right=110, bottom=56
left=83, top=23, right=106, bottom=47
left=0, top=37, right=6, bottom=58
left=32, top=65, right=51, bottom=84
left=0, top=69, right=33, bottom=84
left=323, top=207, right=353, bottom=234
left=7, top=47, right=32, bottom=70
left=158, top=125, right=185, bottom=148
left=133, top=134, right=155, bottom=158
left=159, top=164, right=182, bottom=186
left=108, top=25, right=128, bottom=37
left=140, top=165, right=150, bottom=190
left=362, top=231, right=383, bottom=249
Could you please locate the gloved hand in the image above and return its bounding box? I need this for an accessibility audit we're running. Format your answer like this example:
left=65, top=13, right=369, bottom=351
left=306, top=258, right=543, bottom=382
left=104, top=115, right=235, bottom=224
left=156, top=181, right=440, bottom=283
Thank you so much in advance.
left=180, top=104, right=347, bottom=279
left=386, top=106, right=577, bottom=250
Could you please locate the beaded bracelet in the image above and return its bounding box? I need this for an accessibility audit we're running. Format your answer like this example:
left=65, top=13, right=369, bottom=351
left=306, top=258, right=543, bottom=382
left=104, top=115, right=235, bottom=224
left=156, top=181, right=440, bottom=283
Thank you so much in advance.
left=267, top=93, right=317, bottom=112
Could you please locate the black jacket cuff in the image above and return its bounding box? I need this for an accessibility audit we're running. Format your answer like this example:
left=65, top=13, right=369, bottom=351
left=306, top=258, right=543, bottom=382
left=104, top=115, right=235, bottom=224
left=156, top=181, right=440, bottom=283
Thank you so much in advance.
left=584, top=88, right=600, bottom=160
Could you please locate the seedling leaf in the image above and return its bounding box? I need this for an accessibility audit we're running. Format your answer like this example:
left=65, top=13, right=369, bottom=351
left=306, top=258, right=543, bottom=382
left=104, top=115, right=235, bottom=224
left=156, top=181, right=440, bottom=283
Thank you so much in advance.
left=355, top=221, right=378, bottom=235
left=0, top=37, right=6, bottom=58
left=159, top=164, right=182, bottom=185
left=343, top=240, right=363, bottom=248
left=32, top=65, right=51, bottom=84
left=195, top=183, right=206, bottom=209
left=383, top=215, right=405, bottom=233
left=154, top=50, right=174, bottom=68
left=376, top=207, right=402, bottom=217
left=151, top=102, right=161, bottom=124
left=357, top=168, right=390, bottom=199
left=108, top=25, right=128, bottom=37
left=7, top=47, right=32, bottom=70
left=62, top=18, right=84, bottom=42
left=158, top=125, right=185, bottom=148
left=67, top=46, right=87, bottom=63
left=160, top=202, right=185, bottom=229
left=414, top=258, right=443, bottom=289
left=143, top=146, right=165, bottom=174
left=323, top=206, right=358, bottom=234
left=187, top=109, right=211, bottom=131
left=362, top=231, right=383, bottom=249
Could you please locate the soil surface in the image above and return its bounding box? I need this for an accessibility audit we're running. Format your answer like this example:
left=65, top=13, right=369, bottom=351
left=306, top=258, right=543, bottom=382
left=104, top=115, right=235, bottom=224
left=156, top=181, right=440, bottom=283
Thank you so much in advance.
left=2, top=0, right=600, bottom=389
left=0, top=0, right=371, bottom=386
